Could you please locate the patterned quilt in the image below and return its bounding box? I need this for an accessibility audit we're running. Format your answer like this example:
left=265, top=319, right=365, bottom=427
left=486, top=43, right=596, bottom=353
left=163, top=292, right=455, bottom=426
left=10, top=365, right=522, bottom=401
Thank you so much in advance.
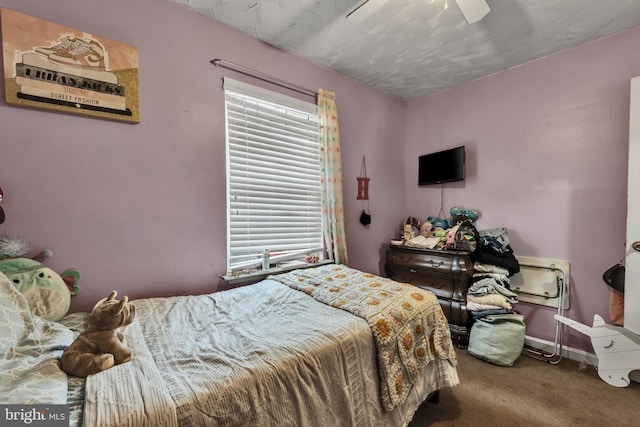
left=270, top=265, right=457, bottom=411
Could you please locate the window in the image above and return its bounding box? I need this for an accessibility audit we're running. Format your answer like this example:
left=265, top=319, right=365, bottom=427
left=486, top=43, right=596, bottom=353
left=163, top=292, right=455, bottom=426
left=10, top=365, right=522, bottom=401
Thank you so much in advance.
left=224, top=79, right=324, bottom=274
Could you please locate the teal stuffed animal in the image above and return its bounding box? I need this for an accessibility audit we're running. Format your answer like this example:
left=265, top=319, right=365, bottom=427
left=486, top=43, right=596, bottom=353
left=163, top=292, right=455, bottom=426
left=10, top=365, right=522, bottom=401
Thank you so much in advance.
left=450, top=207, right=479, bottom=223
left=427, top=216, right=453, bottom=230
left=0, top=256, right=80, bottom=321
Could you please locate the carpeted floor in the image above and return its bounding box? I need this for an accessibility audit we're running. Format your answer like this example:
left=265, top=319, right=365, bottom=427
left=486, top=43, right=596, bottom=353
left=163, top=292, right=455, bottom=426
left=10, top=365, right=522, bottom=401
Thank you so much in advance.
left=408, top=348, right=640, bottom=427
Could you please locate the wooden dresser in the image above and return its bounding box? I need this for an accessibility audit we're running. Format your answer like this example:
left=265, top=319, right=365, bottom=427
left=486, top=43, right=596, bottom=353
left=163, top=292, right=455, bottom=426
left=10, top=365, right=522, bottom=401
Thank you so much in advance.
left=385, top=245, right=474, bottom=346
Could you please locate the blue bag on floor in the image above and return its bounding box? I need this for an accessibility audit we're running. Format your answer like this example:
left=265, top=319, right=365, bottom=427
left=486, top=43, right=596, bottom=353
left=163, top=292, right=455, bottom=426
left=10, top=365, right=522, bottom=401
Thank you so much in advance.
left=468, top=313, right=525, bottom=366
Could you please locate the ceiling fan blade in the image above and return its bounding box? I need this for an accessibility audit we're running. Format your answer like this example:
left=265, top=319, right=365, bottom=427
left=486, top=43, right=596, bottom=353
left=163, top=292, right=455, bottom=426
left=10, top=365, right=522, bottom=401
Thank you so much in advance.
left=454, top=0, right=490, bottom=24
left=346, top=0, right=389, bottom=23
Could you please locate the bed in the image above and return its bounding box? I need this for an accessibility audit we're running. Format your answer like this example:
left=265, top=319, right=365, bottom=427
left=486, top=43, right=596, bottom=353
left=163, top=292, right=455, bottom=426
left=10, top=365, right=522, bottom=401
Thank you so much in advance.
left=1, top=264, right=459, bottom=427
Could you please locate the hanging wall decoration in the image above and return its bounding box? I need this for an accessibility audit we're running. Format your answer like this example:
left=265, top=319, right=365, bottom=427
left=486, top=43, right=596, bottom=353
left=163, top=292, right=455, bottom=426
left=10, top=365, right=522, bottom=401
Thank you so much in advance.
left=1, top=8, right=140, bottom=123
left=357, top=155, right=370, bottom=200
left=357, top=155, right=371, bottom=226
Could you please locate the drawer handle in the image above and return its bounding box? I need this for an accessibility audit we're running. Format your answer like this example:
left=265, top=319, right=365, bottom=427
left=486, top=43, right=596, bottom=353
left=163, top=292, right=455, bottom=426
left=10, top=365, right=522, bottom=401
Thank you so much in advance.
left=410, top=268, right=417, bottom=274
left=429, top=260, right=444, bottom=267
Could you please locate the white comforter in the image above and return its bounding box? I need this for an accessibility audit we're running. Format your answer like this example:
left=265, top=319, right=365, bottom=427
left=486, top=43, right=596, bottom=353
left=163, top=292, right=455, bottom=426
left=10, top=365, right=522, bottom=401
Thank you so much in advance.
left=82, top=279, right=458, bottom=427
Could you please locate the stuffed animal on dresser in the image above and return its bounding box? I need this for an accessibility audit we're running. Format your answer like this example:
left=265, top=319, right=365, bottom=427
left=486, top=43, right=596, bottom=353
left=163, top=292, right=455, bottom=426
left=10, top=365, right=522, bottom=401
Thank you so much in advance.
left=420, top=221, right=433, bottom=238
left=60, top=290, right=135, bottom=378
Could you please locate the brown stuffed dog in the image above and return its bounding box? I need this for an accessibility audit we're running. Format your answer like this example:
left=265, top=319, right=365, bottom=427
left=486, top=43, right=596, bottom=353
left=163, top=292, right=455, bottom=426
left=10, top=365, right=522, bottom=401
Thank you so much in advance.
left=60, top=290, right=135, bottom=377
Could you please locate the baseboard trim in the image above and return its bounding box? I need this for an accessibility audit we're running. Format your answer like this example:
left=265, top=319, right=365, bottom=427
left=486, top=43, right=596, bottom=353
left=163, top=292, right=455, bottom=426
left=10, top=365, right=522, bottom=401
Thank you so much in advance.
left=524, top=335, right=598, bottom=366
left=524, top=336, right=640, bottom=385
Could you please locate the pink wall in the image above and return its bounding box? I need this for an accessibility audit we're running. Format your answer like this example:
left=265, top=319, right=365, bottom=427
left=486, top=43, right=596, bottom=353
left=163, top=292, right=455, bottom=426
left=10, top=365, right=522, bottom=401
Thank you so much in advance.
left=0, top=0, right=406, bottom=312
left=405, top=27, right=640, bottom=351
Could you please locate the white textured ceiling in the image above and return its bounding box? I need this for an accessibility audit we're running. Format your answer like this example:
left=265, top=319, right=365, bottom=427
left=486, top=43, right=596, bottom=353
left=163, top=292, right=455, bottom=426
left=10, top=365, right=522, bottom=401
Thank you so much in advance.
left=170, top=0, right=640, bottom=100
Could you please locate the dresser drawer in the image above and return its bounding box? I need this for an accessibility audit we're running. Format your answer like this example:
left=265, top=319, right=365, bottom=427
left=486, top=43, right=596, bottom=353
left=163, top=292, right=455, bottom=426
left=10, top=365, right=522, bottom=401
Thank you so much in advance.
left=387, top=250, right=453, bottom=275
left=390, top=267, right=454, bottom=300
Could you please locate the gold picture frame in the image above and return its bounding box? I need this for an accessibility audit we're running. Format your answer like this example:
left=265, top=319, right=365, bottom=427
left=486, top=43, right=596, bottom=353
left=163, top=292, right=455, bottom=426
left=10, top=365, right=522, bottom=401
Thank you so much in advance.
left=1, top=8, right=140, bottom=123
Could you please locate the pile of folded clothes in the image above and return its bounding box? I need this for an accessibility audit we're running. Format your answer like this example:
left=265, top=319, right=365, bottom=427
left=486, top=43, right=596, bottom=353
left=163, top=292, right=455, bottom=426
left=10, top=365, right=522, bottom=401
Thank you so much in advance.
left=467, top=228, right=520, bottom=319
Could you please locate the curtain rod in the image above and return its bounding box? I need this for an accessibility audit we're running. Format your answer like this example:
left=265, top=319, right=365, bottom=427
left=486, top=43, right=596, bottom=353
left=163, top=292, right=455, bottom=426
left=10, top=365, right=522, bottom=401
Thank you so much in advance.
left=210, top=58, right=318, bottom=98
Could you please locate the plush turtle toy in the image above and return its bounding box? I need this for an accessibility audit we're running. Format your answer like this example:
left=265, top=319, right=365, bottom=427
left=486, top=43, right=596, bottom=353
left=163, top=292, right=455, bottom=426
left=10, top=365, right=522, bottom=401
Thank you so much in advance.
left=60, top=290, right=136, bottom=378
left=0, top=236, right=80, bottom=321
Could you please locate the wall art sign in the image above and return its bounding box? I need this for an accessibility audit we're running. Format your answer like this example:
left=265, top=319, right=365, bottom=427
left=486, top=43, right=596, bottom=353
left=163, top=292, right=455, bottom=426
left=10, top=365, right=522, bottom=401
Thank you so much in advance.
left=1, top=8, right=140, bottom=123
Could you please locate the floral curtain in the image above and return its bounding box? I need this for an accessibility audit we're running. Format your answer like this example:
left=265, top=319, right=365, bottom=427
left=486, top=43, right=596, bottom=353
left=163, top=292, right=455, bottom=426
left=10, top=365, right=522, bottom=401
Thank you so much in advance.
left=318, top=89, right=348, bottom=265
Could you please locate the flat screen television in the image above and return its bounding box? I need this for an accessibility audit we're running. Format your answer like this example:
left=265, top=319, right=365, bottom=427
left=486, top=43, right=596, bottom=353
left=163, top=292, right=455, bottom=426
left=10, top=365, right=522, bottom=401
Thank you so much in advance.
left=418, top=146, right=465, bottom=185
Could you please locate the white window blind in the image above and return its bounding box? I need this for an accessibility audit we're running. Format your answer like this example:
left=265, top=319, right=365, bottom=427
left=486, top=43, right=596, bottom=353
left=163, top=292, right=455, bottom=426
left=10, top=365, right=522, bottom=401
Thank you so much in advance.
left=224, top=79, right=324, bottom=273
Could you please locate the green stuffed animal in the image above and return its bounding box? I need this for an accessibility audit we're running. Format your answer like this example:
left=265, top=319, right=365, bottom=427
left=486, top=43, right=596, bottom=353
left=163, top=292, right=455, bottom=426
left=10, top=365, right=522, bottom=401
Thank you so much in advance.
left=60, top=290, right=136, bottom=378
left=0, top=255, right=80, bottom=321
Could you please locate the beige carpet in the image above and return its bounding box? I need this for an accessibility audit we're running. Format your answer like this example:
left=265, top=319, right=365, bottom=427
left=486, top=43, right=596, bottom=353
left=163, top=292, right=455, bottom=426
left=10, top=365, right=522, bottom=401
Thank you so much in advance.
left=409, top=348, right=640, bottom=427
